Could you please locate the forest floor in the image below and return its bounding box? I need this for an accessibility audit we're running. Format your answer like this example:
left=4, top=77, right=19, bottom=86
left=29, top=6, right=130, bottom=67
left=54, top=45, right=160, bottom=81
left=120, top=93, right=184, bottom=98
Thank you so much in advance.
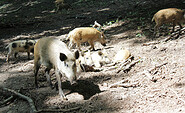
left=0, top=0, right=185, bottom=113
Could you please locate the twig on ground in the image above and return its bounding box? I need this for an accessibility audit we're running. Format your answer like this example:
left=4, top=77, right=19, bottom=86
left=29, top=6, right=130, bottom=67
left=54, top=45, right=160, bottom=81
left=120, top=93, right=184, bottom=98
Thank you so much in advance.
left=109, top=81, right=139, bottom=88
left=103, top=56, right=134, bottom=72
left=109, top=79, right=129, bottom=88
left=148, top=62, right=168, bottom=72
left=141, top=62, right=167, bottom=82
left=0, top=96, right=14, bottom=107
left=169, top=88, right=185, bottom=105
left=142, top=41, right=160, bottom=46
left=117, top=59, right=142, bottom=73
left=163, top=27, right=185, bottom=42
left=0, top=6, right=22, bottom=14
left=143, top=70, right=157, bottom=82
left=21, top=60, right=34, bottom=71
left=37, top=106, right=81, bottom=113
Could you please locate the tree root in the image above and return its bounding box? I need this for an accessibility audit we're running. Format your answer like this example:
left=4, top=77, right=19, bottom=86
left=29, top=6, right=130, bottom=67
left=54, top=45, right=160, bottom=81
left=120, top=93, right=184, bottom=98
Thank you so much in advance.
left=0, top=87, right=81, bottom=113
left=0, top=87, right=37, bottom=113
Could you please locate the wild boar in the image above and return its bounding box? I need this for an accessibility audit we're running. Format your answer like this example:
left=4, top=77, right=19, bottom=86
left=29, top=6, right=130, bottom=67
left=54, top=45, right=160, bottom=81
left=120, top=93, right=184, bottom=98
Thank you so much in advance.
left=113, top=49, right=131, bottom=63
left=67, top=27, right=106, bottom=51
left=6, top=39, right=36, bottom=62
left=34, top=37, right=79, bottom=99
left=152, top=8, right=185, bottom=35
left=55, top=0, right=70, bottom=12
left=77, top=50, right=110, bottom=69
left=92, top=21, right=103, bottom=32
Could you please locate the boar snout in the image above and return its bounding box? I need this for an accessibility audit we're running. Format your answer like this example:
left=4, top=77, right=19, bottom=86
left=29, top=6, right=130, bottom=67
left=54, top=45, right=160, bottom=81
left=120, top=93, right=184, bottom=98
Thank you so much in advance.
left=102, top=43, right=106, bottom=46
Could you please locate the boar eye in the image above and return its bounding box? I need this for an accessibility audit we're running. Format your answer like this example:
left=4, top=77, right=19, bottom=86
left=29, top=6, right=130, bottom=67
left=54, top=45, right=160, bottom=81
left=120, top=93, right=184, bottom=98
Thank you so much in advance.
left=73, top=62, right=76, bottom=67
left=64, top=62, right=68, bottom=67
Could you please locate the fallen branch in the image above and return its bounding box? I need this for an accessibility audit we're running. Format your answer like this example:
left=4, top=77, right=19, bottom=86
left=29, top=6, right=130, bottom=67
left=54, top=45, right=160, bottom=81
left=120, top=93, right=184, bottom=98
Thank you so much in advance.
left=0, top=96, right=14, bottom=107
left=0, top=6, right=22, bottom=14
left=0, top=87, right=37, bottom=113
left=109, top=81, right=139, bottom=88
left=148, top=62, right=167, bottom=72
left=163, top=27, right=185, bottom=42
left=103, top=56, right=134, bottom=72
left=142, top=41, right=160, bottom=46
left=141, top=62, right=167, bottom=82
left=117, top=59, right=142, bottom=73
left=109, top=79, right=129, bottom=88
left=37, top=106, right=81, bottom=113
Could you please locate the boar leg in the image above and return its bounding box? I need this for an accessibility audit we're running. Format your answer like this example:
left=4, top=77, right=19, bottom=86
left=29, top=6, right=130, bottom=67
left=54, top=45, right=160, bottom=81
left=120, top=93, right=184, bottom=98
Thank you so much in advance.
left=14, top=52, right=18, bottom=58
left=68, top=41, right=75, bottom=49
left=45, top=68, right=53, bottom=89
left=6, top=51, right=13, bottom=62
left=55, top=69, right=67, bottom=100
left=76, top=42, right=82, bottom=51
left=177, top=23, right=183, bottom=37
left=27, top=51, right=30, bottom=60
left=34, top=60, right=41, bottom=88
left=88, top=40, right=95, bottom=51
left=172, top=20, right=176, bottom=32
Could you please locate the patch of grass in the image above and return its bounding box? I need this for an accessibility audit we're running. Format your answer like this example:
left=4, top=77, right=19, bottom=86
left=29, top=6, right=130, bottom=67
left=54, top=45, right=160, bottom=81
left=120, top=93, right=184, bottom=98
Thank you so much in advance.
left=136, top=33, right=145, bottom=38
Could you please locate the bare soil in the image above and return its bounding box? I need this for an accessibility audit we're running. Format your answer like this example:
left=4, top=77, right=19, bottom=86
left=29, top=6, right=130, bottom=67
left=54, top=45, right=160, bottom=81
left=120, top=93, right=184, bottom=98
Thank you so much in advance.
left=0, top=0, right=185, bottom=113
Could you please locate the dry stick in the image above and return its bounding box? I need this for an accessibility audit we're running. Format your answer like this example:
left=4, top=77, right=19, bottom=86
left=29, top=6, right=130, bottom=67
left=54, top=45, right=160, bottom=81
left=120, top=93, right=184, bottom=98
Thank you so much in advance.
left=142, top=41, right=160, bottom=46
left=109, top=81, right=139, bottom=88
left=169, top=88, right=185, bottom=105
left=0, top=6, right=22, bottom=14
left=148, top=62, right=168, bottom=72
left=163, top=27, right=185, bottom=42
left=143, top=70, right=157, bottom=82
left=116, top=82, right=139, bottom=88
left=0, top=96, right=14, bottom=106
left=109, top=79, right=129, bottom=88
left=103, top=56, right=133, bottom=71
left=142, top=62, right=167, bottom=82
left=0, top=87, right=37, bottom=113
left=117, top=59, right=142, bottom=73
left=37, top=106, right=81, bottom=113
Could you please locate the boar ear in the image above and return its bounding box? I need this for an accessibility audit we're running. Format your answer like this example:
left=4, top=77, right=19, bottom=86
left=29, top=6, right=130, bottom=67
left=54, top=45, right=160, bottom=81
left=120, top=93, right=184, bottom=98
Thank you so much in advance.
left=60, top=53, right=67, bottom=61
left=74, top=50, right=79, bottom=59
left=98, top=51, right=103, bottom=56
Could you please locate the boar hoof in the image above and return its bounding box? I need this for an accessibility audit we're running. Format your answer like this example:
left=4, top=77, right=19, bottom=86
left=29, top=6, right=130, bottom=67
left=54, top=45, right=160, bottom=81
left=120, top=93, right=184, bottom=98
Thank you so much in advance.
left=61, top=96, right=68, bottom=100
left=71, top=81, right=78, bottom=86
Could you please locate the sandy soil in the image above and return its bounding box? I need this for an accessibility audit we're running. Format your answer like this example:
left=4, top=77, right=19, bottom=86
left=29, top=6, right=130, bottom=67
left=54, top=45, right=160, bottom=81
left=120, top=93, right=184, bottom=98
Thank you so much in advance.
left=0, top=0, right=185, bottom=113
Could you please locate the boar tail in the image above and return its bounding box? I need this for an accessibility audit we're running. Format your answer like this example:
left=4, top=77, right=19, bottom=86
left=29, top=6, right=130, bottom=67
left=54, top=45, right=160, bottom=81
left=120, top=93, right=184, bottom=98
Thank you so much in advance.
left=66, top=34, right=70, bottom=41
left=5, top=44, right=10, bottom=49
left=152, top=15, right=155, bottom=22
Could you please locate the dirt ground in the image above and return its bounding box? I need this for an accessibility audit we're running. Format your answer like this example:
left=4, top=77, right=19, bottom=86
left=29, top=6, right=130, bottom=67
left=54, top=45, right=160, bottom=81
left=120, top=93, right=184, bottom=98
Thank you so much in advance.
left=0, top=0, right=185, bottom=113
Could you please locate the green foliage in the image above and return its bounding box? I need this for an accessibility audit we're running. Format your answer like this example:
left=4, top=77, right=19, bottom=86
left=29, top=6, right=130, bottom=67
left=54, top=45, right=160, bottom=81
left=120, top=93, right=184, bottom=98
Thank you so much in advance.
left=136, top=33, right=144, bottom=38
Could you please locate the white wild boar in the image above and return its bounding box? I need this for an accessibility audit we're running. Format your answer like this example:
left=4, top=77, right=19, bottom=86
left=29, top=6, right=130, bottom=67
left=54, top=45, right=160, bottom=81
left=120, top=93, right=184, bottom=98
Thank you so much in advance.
left=77, top=50, right=110, bottom=69
left=113, top=49, right=131, bottom=63
left=152, top=8, right=185, bottom=35
left=34, top=37, right=79, bottom=99
left=67, top=27, right=106, bottom=51
left=6, top=39, right=36, bottom=62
